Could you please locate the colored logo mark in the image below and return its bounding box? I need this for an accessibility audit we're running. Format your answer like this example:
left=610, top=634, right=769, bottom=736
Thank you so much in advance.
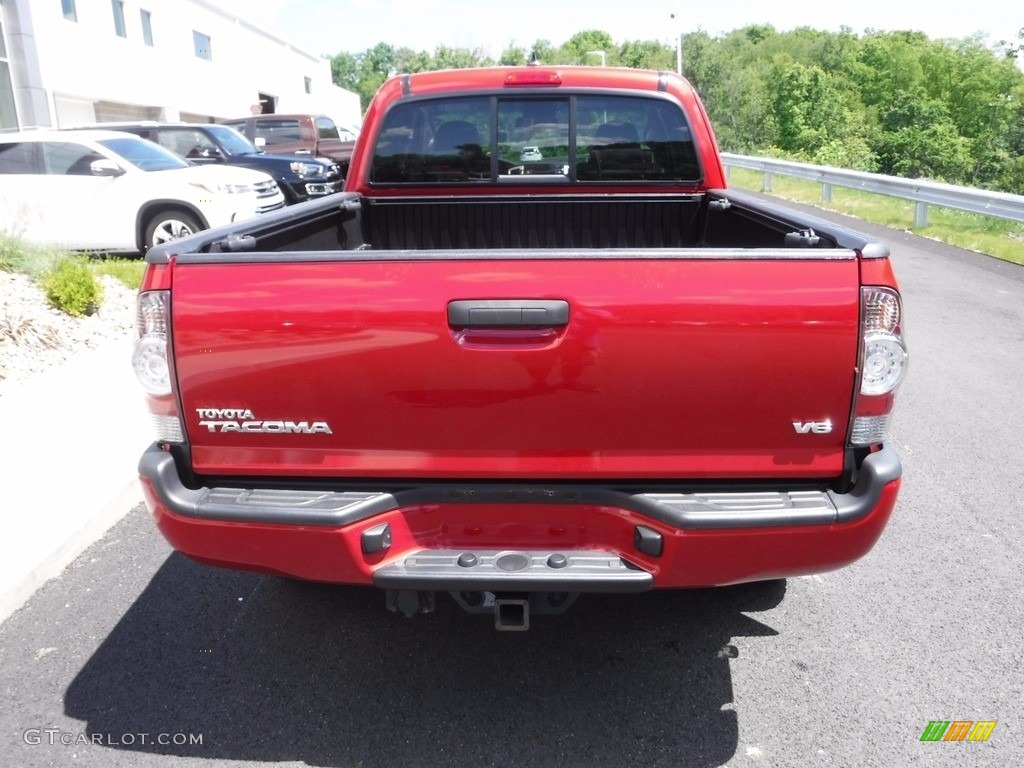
left=920, top=721, right=997, bottom=742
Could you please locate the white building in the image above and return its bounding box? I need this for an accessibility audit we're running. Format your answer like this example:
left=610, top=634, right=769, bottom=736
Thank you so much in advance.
left=0, top=0, right=361, bottom=131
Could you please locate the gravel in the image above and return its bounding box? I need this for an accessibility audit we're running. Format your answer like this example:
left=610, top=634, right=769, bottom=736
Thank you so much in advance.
left=0, top=271, right=136, bottom=398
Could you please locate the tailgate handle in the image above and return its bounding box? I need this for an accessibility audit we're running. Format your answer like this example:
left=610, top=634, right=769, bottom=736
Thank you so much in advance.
left=448, top=299, right=569, bottom=328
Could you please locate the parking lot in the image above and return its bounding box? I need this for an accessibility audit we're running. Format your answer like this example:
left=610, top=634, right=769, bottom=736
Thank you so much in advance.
left=0, top=206, right=1021, bottom=767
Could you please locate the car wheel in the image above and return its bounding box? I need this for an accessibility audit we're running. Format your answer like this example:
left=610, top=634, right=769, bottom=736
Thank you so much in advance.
left=144, top=210, right=202, bottom=250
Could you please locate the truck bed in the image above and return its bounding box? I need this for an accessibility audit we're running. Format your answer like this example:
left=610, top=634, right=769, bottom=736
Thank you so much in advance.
left=195, top=188, right=870, bottom=255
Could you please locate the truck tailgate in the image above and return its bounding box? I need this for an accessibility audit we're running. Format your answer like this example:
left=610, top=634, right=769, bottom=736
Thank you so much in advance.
left=170, top=253, right=860, bottom=480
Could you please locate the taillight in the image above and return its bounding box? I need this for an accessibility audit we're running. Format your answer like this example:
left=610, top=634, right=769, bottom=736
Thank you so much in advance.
left=133, top=290, right=184, bottom=443
left=133, top=292, right=170, bottom=395
left=850, top=287, right=908, bottom=445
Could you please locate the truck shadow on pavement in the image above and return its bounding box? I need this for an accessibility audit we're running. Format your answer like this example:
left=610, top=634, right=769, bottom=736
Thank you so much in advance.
left=65, top=553, right=784, bottom=768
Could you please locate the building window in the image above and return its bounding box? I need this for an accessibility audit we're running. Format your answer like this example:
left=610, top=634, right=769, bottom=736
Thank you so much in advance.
left=1, top=17, right=17, bottom=130
left=1, top=61, right=18, bottom=132
left=112, top=0, right=126, bottom=38
left=141, top=10, right=153, bottom=47
left=193, top=31, right=211, bottom=61
left=61, top=0, right=77, bottom=22
left=304, top=77, right=312, bottom=94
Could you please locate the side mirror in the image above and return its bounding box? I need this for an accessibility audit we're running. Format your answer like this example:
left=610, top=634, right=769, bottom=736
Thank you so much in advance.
left=200, top=147, right=224, bottom=160
left=90, top=159, right=125, bottom=177
left=254, top=136, right=266, bottom=150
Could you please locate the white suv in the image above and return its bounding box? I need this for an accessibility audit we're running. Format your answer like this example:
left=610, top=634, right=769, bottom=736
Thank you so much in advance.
left=0, top=130, right=285, bottom=253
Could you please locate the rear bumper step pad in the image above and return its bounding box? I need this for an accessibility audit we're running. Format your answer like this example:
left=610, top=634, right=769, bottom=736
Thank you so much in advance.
left=372, top=549, right=653, bottom=593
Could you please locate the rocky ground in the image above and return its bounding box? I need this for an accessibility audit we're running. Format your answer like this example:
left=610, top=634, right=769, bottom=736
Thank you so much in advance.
left=0, top=271, right=136, bottom=398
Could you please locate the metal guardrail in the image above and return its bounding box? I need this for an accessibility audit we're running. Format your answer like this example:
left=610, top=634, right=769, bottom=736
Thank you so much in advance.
left=721, top=153, right=1024, bottom=227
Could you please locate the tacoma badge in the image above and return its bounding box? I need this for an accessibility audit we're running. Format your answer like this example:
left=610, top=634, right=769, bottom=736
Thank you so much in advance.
left=197, top=407, right=332, bottom=434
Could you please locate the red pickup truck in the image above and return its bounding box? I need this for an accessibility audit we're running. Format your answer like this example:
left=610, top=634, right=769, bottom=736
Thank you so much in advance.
left=134, top=66, right=907, bottom=630
left=220, top=114, right=356, bottom=176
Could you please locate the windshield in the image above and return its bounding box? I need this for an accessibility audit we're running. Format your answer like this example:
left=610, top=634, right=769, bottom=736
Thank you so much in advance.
left=98, top=137, right=190, bottom=171
left=206, top=125, right=259, bottom=155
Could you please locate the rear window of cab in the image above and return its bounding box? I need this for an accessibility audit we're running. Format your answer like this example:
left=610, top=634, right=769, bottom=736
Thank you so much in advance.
left=370, top=94, right=701, bottom=185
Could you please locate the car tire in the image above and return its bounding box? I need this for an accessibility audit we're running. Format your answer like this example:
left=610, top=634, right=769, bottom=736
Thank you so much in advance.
left=143, top=210, right=202, bottom=250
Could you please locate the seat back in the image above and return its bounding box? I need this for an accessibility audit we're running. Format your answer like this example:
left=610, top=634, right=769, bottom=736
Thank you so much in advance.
left=586, top=121, right=648, bottom=180
left=431, top=120, right=482, bottom=155
left=424, top=120, right=487, bottom=180
left=593, top=122, right=641, bottom=145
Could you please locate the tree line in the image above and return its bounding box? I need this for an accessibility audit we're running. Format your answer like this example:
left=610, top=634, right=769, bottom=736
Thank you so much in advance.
left=331, top=26, right=1024, bottom=194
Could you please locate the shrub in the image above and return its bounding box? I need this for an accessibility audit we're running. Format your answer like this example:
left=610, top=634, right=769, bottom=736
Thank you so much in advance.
left=39, top=257, right=104, bottom=317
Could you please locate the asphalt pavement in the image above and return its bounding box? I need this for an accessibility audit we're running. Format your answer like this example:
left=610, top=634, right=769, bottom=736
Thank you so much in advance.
left=0, top=206, right=1021, bottom=766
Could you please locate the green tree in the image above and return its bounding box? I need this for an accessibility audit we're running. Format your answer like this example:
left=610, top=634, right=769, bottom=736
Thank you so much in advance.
left=433, top=45, right=492, bottom=70
left=850, top=31, right=928, bottom=110
left=394, top=47, right=434, bottom=74
left=499, top=45, right=529, bottom=66
left=875, top=88, right=973, bottom=180
left=562, top=30, right=616, bottom=64
left=618, top=40, right=673, bottom=70
left=329, top=51, right=361, bottom=94
left=350, top=42, right=399, bottom=111
left=767, top=59, right=846, bottom=157
left=363, top=42, right=397, bottom=79
left=1005, top=27, right=1024, bottom=60
left=528, top=39, right=558, bottom=64
left=681, top=28, right=775, bottom=152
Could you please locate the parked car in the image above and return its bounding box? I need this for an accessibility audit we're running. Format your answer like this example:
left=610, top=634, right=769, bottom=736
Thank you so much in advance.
left=0, top=130, right=284, bottom=253
left=220, top=114, right=356, bottom=175
left=87, top=122, right=343, bottom=204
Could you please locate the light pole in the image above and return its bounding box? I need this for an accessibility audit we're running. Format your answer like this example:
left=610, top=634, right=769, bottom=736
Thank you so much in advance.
left=669, top=13, right=682, bottom=75
left=586, top=50, right=606, bottom=66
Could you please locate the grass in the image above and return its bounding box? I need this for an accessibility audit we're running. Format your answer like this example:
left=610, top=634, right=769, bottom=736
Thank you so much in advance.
left=88, top=255, right=147, bottom=290
left=726, top=168, right=1024, bottom=266
left=0, top=233, right=64, bottom=278
left=1, top=234, right=146, bottom=313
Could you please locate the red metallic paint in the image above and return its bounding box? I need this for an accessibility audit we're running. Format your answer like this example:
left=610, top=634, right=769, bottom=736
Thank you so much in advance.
left=139, top=261, right=172, bottom=292
left=169, top=257, right=861, bottom=479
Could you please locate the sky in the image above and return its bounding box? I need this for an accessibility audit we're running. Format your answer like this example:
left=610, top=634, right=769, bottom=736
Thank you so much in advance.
left=212, top=0, right=1022, bottom=60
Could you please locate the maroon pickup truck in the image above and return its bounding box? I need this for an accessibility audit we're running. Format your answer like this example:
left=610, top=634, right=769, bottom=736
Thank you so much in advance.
left=135, top=66, right=907, bottom=630
left=220, top=114, right=356, bottom=176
